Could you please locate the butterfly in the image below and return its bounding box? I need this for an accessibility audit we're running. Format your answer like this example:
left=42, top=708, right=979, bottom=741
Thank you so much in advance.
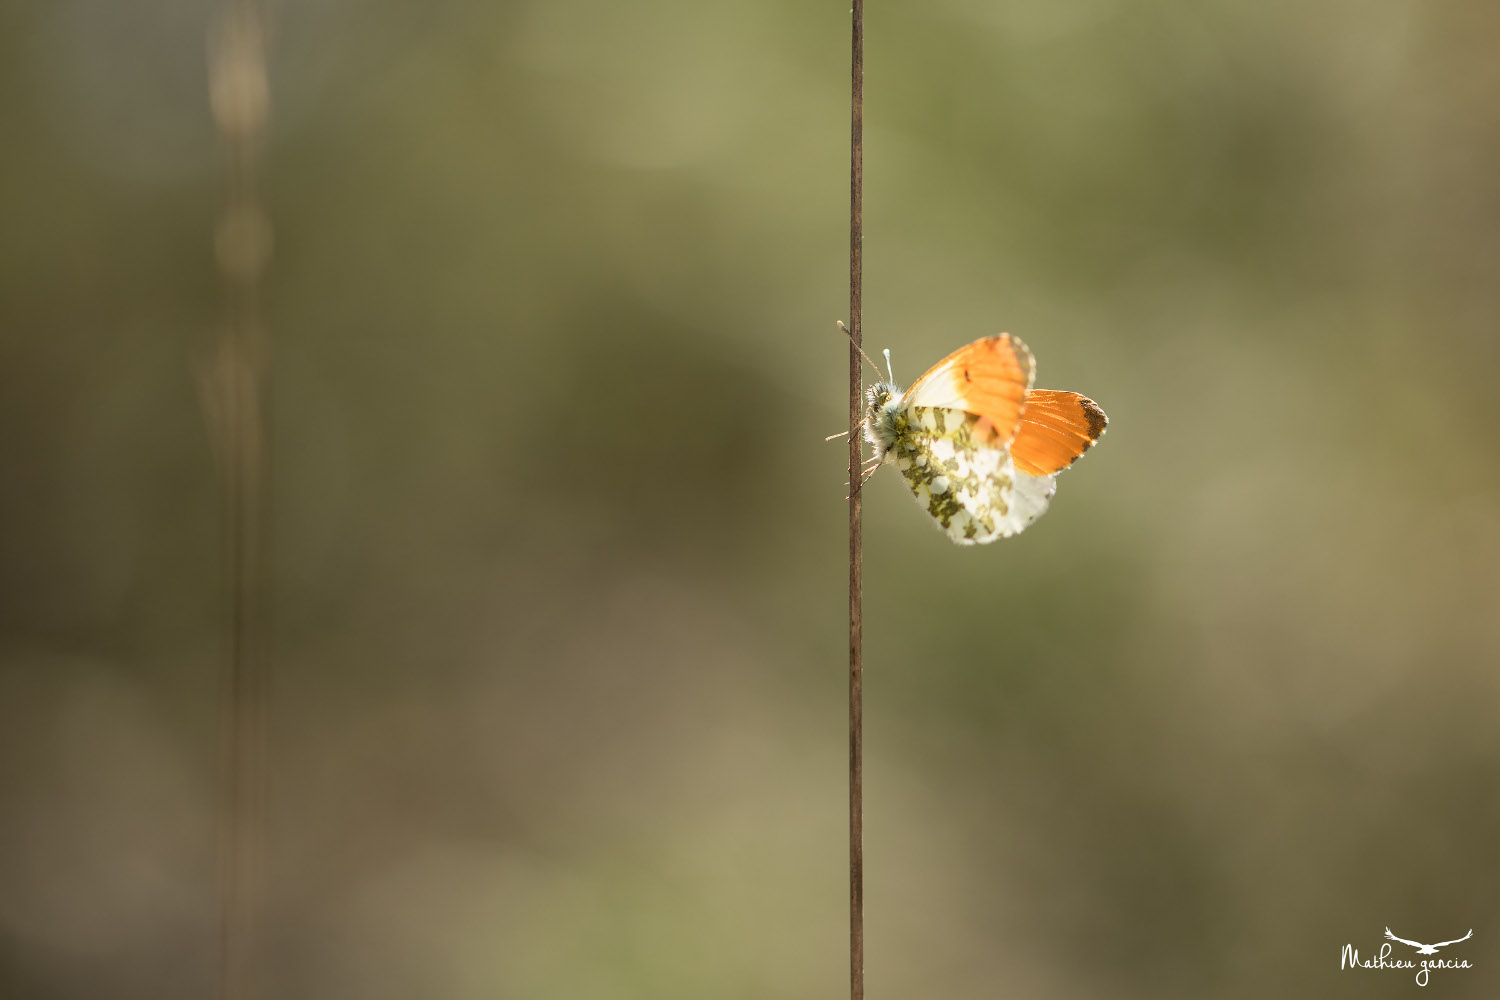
left=853, top=334, right=1107, bottom=545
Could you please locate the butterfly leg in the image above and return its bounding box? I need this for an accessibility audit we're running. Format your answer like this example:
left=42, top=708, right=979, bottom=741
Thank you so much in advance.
left=844, top=455, right=879, bottom=484
left=844, top=460, right=883, bottom=499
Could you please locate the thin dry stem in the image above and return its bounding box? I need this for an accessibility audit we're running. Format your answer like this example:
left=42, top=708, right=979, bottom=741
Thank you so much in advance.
left=847, top=3, right=865, bottom=1000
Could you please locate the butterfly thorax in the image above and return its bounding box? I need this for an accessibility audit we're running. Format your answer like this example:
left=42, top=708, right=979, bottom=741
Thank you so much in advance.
left=862, top=381, right=906, bottom=463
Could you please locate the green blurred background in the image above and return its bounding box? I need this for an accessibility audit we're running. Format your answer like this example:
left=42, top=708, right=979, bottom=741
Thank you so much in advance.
left=3, top=1, right=1499, bottom=997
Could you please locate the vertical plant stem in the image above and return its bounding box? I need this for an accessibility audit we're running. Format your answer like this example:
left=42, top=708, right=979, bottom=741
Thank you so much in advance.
left=208, top=5, right=272, bottom=998
left=847, top=3, right=865, bottom=1000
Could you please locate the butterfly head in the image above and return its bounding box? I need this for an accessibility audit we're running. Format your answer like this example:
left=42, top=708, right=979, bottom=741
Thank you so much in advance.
left=862, top=381, right=905, bottom=463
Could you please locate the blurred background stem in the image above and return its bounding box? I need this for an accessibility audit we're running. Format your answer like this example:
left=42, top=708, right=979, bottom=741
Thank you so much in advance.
left=206, top=3, right=272, bottom=998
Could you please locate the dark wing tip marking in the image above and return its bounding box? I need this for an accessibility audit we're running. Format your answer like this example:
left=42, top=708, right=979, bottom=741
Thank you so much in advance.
left=1052, top=395, right=1108, bottom=471
left=1080, top=397, right=1109, bottom=439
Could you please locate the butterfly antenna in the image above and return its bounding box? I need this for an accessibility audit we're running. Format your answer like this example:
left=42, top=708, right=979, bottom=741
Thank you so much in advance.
left=836, top=320, right=884, bottom=380
left=882, top=348, right=894, bottom=383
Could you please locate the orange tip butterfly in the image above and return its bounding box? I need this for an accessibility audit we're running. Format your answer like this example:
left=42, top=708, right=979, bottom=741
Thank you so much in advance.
left=850, top=333, right=1107, bottom=545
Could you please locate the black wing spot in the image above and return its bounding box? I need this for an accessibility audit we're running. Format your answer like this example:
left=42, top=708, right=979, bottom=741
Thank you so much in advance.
left=963, top=368, right=971, bottom=382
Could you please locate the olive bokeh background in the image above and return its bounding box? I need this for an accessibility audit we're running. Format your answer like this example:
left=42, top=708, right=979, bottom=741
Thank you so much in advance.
left=3, top=1, right=1499, bottom=997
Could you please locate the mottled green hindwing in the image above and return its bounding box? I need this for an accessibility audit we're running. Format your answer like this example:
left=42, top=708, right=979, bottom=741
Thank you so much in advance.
left=888, top=405, right=1056, bottom=545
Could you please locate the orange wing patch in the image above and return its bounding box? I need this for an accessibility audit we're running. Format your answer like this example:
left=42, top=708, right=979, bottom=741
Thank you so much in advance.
left=1010, top=390, right=1108, bottom=476
left=903, top=335, right=1035, bottom=444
